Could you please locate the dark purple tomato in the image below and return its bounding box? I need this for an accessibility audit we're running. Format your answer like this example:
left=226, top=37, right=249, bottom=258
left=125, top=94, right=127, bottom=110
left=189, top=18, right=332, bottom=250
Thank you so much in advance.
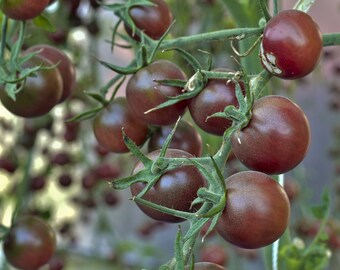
left=231, top=95, right=311, bottom=175
left=0, top=0, right=49, bottom=20
left=125, top=0, right=173, bottom=40
left=260, top=9, right=323, bottom=79
left=185, top=262, right=227, bottom=270
left=216, top=171, right=290, bottom=249
left=126, top=60, right=188, bottom=126
left=0, top=56, right=62, bottom=118
left=25, top=45, right=76, bottom=102
left=130, top=149, right=205, bottom=223
left=93, top=97, right=149, bottom=153
left=3, top=216, right=56, bottom=270
left=188, top=69, right=245, bottom=136
left=148, top=120, right=202, bottom=156
left=199, top=245, right=228, bottom=267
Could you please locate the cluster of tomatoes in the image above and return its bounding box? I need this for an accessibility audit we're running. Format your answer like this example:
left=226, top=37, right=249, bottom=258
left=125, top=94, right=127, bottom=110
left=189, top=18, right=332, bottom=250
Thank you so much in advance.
left=0, top=0, right=328, bottom=269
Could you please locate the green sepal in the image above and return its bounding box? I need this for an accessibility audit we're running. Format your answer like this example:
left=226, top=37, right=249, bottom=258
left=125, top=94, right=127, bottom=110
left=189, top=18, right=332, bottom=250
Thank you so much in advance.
left=174, top=226, right=185, bottom=270
left=84, top=91, right=109, bottom=106
left=64, top=106, right=103, bottom=122
left=32, top=13, right=56, bottom=32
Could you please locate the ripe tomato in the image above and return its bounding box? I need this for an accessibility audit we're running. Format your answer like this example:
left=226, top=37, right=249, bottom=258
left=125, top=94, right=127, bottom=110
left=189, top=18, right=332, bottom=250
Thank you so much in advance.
left=216, top=171, right=290, bottom=249
left=126, top=60, right=188, bottom=126
left=185, top=262, right=227, bottom=270
left=125, top=0, right=173, bottom=40
left=147, top=120, right=203, bottom=156
left=260, top=9, right=323, bottom=79
left=0, top=56, right=62, bottom=118
left=25, top=45, right=76, bottom=103
left=188, top=69, right=245, bottom=136
left=231, top=95, right=311, bottom=175
left=0, top=0, right=49, bottom=20
left=3, top=216, right=56, bottom=270
left=130, top=149, right=205, bottom=223
left=199, top=245, right=228, bottom=267
left=93, top=97, right=149, bottom=153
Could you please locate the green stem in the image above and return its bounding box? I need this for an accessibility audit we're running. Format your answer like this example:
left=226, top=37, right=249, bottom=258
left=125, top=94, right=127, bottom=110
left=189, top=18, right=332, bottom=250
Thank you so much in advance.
left=158, top=27, right=264, bottom=50
left=0, top=16, right=8, bottom=61
left=258, top=0, right=272, bottom=21
left=323, top=33, right=340, bottom=47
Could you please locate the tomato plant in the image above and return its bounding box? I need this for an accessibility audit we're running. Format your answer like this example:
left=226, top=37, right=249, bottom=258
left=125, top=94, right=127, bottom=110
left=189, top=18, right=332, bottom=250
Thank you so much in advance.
left=231, top=95, right=311, bottom=175
left=0, top=55, right=62, bottom=118
left=260, top=9, right=323, bottom=79
left=3, top=216, right=56, bottom=270
left=124, top=0, right=173, bottom=40
left=0, top=0, right=49, bottom=20
left=126, top=60, right=188, bottom=126
left=148, top=120, right=203, bottom=156
left=25, top=44, right=76, bottom=103
left=130, top=149, right=205, bottom=223
left=216, top=171, right=290, bottom=249
left=93, top=97, right=149, bottom=153
left=188, top=69, right=245, bottom=136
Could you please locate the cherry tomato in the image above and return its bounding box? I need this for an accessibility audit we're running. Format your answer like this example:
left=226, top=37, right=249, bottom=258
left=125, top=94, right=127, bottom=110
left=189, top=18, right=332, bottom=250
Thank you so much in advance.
left=0, top=0, right=49, bottom=20
left=216, top=171, right=290, bottom=249
left=3, top=216, right=56, bottom=270
left=260, top=9, right=323, bottom=79
left=25, top=45, right=76, bottom=103
left=126, top=60, right=188, bottom=126
left=93, top=97, right=149, bottom=153
left=188, top=69, right=245, bottom=136
left=148, top=120, right=203, bottom=156
left=125, top=0, right=173, bottom=40
left=185, top=262, right=227, bottom=270
left=231, top=95, right=311, bottom=175
left=199, top=245, right=228, bottom=267
left=130, top=149, right=205, bottom=223
left=0, top=56, right=63, bottom=118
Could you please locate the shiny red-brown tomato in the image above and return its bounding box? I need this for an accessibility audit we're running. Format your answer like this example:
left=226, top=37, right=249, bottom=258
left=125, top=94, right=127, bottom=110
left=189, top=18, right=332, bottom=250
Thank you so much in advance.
left=231, top=95, right=311, bottom=175
left=130, top=149, right=205, bottom=223
left=93, top=97, right=149, bottom=153
left=148, top=120, right=203, bottom=156
left=3, top=216, right=56, bottom=270
left=126, top=60, right=188, bottom=126
left=260, top=9, right=323, bottom=79
left=25, top=45, right=76, bottom=102
left=188, top=69, right=245, bottom=136
left=216, top=171, right=290, bottom=249
left=125, top=0, right=173, bottom=40
left=0, top=0, right=49, bottom=20
left=185, top=262, right=227, bottom=270
left=0, top=56, right=62, bottom=118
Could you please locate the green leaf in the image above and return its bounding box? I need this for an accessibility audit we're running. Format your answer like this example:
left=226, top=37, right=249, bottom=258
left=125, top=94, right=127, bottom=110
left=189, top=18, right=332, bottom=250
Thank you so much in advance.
left=33, top=14, right=56, bottom=32
left=311, top=189, right=331, bottom=220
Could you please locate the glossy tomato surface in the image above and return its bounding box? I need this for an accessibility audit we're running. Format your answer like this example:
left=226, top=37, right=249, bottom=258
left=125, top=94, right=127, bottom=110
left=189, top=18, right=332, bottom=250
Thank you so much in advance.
left=0, top=0, right=49, bottom=20
left=260, top=9, right=323, bottom=79
left=148, top=120, right=202, bottom=156
left=216, top=171, right=290, bottom=249
left=0, top=56, right=62, bottom=118
left=125, top=0, right=173, bottom=40
left=93, top=97, right=149, bottom=153
left=130, top=149, right=205, bottom=223
left=126, top=60, right=188, bottom=126
left=25, top=45, right=76, bottom=103
left=189, top=70, right=245, bottom=136
left=231, top=95, right=311, bottom=175
left=185, top=262, right=227, bottom=270
left=3, top=216, right=56, bottom=270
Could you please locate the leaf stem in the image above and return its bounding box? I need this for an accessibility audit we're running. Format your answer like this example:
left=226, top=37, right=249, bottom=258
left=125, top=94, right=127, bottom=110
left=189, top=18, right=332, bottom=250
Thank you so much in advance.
left=323, top=33, right=340, bottom=47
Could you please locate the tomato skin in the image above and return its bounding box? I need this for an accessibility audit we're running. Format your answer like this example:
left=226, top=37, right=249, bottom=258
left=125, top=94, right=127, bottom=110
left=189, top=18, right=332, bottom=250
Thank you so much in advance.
left=148, top=120, right=203, bottom=156
left=216, top=171, right=290, bottom=249
left=125, top=0, right=173, bottom=40
left=126, top=60, right=188, bottom=126
left=260, top=9, right=323, bottom=79
left=0, top=56, right=63, bottom=118
left=188, top=70, right=245, bottom=136
left=3, top=216, right=56, bottom=270
left=185, top=262, right=227, bottom=270
left=231, top=95, right=310, bottom=175
left=0, top=0, right=49, bottom=20
left=93, top=97, right=149, bottom=153
left=130, top=149, right=205, bottom=223
left=25, top=45, right=76, bottom=103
